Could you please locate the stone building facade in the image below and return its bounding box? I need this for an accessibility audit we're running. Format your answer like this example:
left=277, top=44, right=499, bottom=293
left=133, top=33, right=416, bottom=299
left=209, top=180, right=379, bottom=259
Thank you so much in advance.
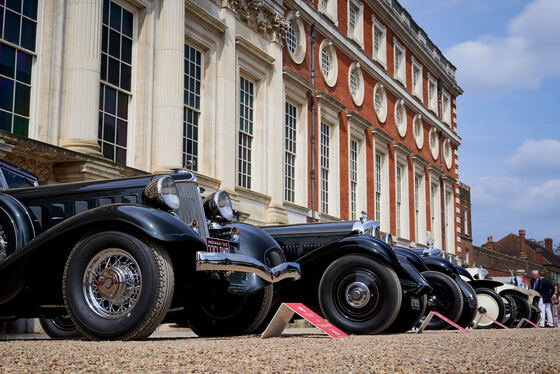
left=0, top=0, right=466, bottom=257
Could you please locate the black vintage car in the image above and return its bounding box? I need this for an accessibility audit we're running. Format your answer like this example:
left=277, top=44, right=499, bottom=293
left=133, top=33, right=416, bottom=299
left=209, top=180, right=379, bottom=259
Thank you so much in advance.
left=263, top=217, right=432, bottom=334
left=410, top=246, right=478, bottom=329
left=0, top=161, right=301, bottom=340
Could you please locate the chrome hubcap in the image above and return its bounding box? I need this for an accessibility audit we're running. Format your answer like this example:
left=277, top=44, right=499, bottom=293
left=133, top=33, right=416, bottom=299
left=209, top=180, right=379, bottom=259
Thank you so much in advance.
left=83, top=249, right=142, bottom=319
left=345, top=281, right=371, bottom=308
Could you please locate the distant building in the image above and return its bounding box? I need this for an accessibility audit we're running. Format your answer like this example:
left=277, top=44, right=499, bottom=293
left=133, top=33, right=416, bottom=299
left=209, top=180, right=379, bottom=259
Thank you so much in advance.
left=471, top=230, right=560, bottom=284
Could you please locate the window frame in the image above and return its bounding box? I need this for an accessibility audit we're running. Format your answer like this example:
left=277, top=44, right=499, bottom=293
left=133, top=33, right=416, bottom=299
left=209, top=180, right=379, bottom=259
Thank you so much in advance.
left=237, top=75, right=256, bottom=190
left=0, top=0, right=41, bottom=138
left=411, top=57, right=423, bottom=102
left=393, top=37, right=406, bottom=86
left=429, top=175, right=442, bottom=250
left=373, top=135, right=391, bottom=233
left=98, top=0, right=138, bottom=166
left=429, top=127, right=439, bottom=160
left=183, top=42, right=203, bottom=171
left=394, top=99, right=407, bottom=137
left=319, top=121, right=331, bottom=215
left=442, top=90, right=451, bottom=126
left=319, top=39, right=338, bottom=87
left=348, top=62, right=364, bottom=106
left=284, top=101, right=298, bottom=203
left=371, top=16, right=387, bottom=69
left=285, top=11, right=306, bottom=64
left=413, top=168, right=426, bottom=245
left=347, top=0, right=364, bottom=48
left=373, top=83, right=387, bottom=123
left=394, top=151, right=409, bottom=240
left=427, top=73, right=438, bottom=114
left=413, top=114, right=424, bottom=149
left=318, top=0, right=338, bottom=25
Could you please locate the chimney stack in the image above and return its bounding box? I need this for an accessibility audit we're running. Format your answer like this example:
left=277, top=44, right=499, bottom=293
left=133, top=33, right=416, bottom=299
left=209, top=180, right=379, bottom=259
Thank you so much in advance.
left=519, top=229, right=527, bottom=261
left=486, top=236, right=495, bottom=251
left=545, top=238, right=553, bottom=252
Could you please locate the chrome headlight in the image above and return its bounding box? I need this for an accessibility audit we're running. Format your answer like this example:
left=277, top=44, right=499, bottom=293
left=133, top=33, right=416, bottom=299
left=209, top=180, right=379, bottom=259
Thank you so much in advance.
left=352, top=219, right=381, bottom=238
left=144, top=176, right=180, bottom=210
left=384, top=232, right=394, bottom=247
left=204, top=190, right=234, bottom=223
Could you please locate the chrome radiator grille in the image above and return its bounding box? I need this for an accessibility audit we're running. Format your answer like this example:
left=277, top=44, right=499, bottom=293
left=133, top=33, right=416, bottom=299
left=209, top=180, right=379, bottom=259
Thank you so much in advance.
left=175, top=181, right=209, bottom=241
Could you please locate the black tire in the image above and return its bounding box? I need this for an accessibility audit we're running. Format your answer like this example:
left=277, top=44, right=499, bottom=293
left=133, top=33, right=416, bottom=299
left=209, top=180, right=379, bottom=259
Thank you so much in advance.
left=186, top=279, right=273, bottom=337
left=456, top=282, right=478, bottom=328
left=318, top=254, right=402, bottom=335
left=63, top=231, right=174, bottom=341
left=508, top=293, right=531, bottom=328
left=422, top=271, right=463, bottom=330
left=39, top=315, right=82, bottom=339
left=185, top=250, right=285, bottom=337
left=385, top=294, right=427, bottom=333
left=529, top=306, right=541, bottom=326
left=500, top=293, right=518, bottom=326
left=474, top=288, right=505, bottom=329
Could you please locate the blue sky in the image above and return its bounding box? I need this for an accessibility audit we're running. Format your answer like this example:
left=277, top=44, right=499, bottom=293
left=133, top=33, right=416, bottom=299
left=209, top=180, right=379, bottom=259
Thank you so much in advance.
left=400, top=0, right=560, bottom=246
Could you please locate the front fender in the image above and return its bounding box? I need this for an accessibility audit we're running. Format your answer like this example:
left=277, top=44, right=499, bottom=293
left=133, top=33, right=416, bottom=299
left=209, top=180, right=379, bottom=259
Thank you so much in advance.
left=468, top=279, right=504, bottom=290
left=453, top=274, right=478, bottom=311
left=0, top=204, right=205, bottom=305
left=419, top=255, right=458, bottom=277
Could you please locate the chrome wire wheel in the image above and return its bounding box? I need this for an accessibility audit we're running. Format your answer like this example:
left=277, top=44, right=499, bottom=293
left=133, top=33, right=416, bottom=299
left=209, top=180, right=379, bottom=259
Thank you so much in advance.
left=83, top=248, right=142, bottom=319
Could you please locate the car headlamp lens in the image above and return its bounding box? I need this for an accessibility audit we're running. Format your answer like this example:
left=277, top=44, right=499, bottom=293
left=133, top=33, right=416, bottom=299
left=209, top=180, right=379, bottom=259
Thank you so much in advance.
left=214, top=190, right=233, bottom=222
left=160, top=177, right=180, bottom=210
left=204, top=190, right=234, bottom=223
left=144, top=176, right=180, bottom=211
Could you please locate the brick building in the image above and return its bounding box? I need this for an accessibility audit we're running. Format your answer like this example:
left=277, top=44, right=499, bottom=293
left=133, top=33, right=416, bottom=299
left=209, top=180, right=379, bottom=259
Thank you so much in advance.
left=471, top=231, right=560, bottom=284
left=282, top=0, right=464, bottom=256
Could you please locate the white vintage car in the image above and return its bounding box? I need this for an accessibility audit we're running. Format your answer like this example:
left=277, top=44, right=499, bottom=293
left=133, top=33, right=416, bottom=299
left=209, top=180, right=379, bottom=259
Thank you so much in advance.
left=461, top=268, right=541, bottom=328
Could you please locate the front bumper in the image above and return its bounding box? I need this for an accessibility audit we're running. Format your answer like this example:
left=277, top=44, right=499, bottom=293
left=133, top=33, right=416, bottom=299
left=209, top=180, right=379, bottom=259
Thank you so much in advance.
left=195, top=251, right=301, bottom=283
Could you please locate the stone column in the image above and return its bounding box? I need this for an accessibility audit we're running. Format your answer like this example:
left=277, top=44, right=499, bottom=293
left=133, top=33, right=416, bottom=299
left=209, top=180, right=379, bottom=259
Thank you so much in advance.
left=60, top=0, right=103, bottom=155
left=151, top=0, right=185, bottom=173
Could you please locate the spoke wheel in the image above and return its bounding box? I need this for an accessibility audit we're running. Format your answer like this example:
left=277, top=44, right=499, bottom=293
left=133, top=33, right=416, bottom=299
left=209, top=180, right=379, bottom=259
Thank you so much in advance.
left=63, top=231, right=174, bottom=341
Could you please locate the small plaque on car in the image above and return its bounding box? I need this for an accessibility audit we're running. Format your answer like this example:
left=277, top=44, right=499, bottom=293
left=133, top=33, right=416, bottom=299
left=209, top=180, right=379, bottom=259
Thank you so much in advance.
left=410, top=296, right=421, bottom=310
left=206, top=238, right=230, bottom=253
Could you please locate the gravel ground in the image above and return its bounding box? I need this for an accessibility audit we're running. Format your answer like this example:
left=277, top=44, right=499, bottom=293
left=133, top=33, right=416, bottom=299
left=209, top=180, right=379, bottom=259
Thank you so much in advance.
left=1, top=328, right=559, bottom=373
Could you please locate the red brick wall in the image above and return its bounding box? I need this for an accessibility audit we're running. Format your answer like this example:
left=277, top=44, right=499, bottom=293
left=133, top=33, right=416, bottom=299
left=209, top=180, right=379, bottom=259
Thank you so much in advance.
left=283, top=1, right=461, bottom=244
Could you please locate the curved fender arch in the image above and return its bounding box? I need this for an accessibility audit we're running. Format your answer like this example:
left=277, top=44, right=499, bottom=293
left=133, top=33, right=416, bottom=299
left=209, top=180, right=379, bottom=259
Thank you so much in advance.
left=0, top=204, right=205, bottom=304
left=419, top=255, right=459, bottom=278
left=469, top=279, right=504, bottom=290
left=0, top=193, right=35, bottom=253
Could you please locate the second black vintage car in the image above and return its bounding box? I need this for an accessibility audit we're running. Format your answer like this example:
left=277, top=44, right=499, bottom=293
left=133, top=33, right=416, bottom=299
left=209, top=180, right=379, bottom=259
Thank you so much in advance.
left=263, top=216, right=432, bottom=334
left=0, top=161, right=300, bottom=340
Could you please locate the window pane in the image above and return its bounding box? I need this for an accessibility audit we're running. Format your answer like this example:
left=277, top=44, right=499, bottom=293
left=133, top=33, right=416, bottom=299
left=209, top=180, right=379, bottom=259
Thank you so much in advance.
left=6, top=0, right=21, bottom=13
left=22, top=0, right=38, bottom=19
left=116, top=147, right=126, bottom=165
left=100, top=53, right=107, bottom=81
left=102, top=143, right=114, bottom=160
left=14, top=82, right=30, bottom=116
left=20, top=17, right=36, bottom=51
left=102, top=26, right=108, bottom=52
left=0, top=76, right=14, bottom=111
left=107, top=56, right=119, bottom=86
left=103, top=114, right=115, bottom=143
left=120, top=63, right=130, bottom=91
left=122, top=9, right=133, bottom=38
left=103, top=0, right=109, bottom=24
left=108, top=29, right=120, bottom=58
left=0, top=110, right=11, bottom=131
left=16, top=50, right=32, bottom=84
left=4, top=10, right=20, bottom=45
left=121, top=36, right=132, bottom=64
left=0, top=44, right=15, bottom=78
left=116, top=119, right=127, bottom=145
left=110, top=2, right=121, bottom=31
left=12, top=115, right=28, bottom=136
left=117, top=91, right=127, bottom=119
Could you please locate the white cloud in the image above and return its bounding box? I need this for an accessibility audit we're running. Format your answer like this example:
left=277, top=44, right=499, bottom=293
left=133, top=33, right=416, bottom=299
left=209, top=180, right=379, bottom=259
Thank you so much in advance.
left=446, top=0, right=560, bottom=93
left=470, top=138, right=560, bottom=244
left=504, top=139, right=560, bottom=177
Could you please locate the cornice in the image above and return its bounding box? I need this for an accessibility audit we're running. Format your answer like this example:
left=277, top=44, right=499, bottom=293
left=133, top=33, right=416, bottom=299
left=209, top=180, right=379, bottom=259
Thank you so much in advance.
left=371, top=127, right=393, bottom=144
left=346, top=111, right=372, bottom=131
left=411, top=154, right=429, bottom=168
left=283, top=67, right=313, bottom=91
left=316, top=91, right=346, bottom=113
left=393, top=142, right=412, bottom=156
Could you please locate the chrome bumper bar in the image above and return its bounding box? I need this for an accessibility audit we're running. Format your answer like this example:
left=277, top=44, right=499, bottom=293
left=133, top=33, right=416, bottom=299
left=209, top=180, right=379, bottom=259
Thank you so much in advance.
left=195, top=251, right=301, bottom=283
